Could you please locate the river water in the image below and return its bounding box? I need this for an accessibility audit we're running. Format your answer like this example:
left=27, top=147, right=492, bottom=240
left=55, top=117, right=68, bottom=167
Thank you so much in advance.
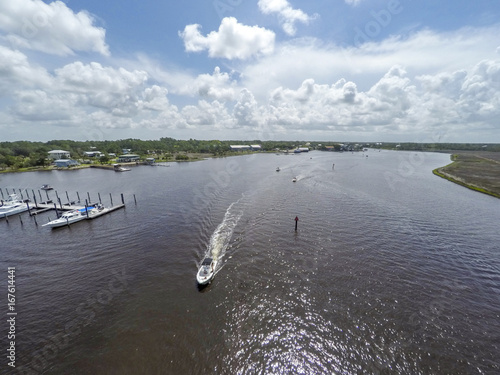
left=1, top=150, right=499, bottom=374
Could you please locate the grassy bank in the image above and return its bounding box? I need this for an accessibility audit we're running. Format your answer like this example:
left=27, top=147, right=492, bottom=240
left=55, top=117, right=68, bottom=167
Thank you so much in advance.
left=433, top=151, right=500, bottom=199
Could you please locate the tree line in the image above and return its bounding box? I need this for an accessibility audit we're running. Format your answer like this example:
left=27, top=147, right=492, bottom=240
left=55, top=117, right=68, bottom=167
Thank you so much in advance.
left=1, top=137, right=498, bottom=170
left=0, top=138, right=312, bottom=170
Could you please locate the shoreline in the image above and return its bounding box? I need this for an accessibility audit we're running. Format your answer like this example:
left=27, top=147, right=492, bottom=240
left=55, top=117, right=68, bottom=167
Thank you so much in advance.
left=0, top=151, right=258, bottom=174
left=432, top=152, right=500, bottom=199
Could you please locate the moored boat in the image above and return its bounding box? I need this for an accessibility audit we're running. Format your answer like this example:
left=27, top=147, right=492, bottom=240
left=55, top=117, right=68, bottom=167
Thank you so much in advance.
left=113, top=164, right=131, bottom=172
left=42, top=206, right=96, bottom=228
left=41, top=184, right=53, bottom=190
left=0, top=194, right=29, bottom=217
left=196, top=257, right=217, bottom=285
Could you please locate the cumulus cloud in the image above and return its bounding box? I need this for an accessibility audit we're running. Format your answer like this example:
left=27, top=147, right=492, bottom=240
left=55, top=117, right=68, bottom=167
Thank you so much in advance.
left=234, top=89, right=260, bottom=126
left=0, top=0, right=109, bottom=56
left=191, top=67, right=238, bottom=101
left=0, top=45, right=51, bottom=93
left=2, top=22, right=500, bottom=142
left=179, top=17, right=275, bottom=59
left=258, top=0, right=317, bottom=36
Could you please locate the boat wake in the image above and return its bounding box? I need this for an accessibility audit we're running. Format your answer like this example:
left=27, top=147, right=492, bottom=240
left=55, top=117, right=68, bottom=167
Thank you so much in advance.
left=204, top=198, right=244, bottom=275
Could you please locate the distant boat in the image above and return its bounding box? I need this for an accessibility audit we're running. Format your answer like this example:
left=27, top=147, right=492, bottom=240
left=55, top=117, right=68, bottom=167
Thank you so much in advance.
left=276, top=167, right=280, bottom=172
left=113, top=164, right=130, bottom=172
left=196, top=257, right=217, bottom=285
left=0, top=194, right=28, bottom=217
left=292, top=177, right=297, bottom=182
left=40, top=184, right=53, bottom=190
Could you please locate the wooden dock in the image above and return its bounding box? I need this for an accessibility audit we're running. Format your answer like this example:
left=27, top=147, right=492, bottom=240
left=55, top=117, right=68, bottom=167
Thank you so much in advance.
left=29, top=202, right=125, bottom=219
left=87, top=204, right=125, bottom=220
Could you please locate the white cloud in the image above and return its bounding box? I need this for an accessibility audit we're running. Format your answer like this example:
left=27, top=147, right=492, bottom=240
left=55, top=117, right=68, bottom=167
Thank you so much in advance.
left=240, top=26, right=500, bottom=100
left=0, top=45, right=51, bottom=94
left=0, top=0, right=109, bottom=56
left=2, top=22, right=500, bottom=142
left=190, top=67, right=238, bottom=101
left=258, top=0, right=317, bottom=36
left=179, top=17, right=275, bottom=59
left=233, top=89, right=260, bottom=126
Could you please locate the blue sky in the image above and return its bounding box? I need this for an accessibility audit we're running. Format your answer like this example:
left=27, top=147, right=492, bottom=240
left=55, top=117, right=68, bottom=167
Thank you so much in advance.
left=1, top=0, right=500, bottom=142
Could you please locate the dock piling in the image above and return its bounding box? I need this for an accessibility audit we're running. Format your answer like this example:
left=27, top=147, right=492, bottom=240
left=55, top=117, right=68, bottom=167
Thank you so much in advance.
left=110, top=193, right=113, bottom=206
left=38, top=190, right=42, bottom=201
left=87, top=192, right=91, bottom=203
left=0, top=188, right=3, bottom=199
left=98, top=193, right=102, bottom=205
left=66, top=191, right=70, bottom=205
left=77, top=192, right=80, bottom=202
left=133, top=194, right=137, bottom=205
left=121, top=193, right=124, bottom=205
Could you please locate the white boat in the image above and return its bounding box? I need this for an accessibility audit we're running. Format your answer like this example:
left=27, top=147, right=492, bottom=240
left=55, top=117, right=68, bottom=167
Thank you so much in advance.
left=113, top=164, right=130, bottom=172
left=42, top=206, right=96, bottom=228
left=196, top=257, right=217, bottom=285
left=292, top=177, right=297, bottom=182
left=40, top=184, right=53, bottom=190
left=276, top=167, right=280, bottom=172
left=0, top=194, right=29, bottom=217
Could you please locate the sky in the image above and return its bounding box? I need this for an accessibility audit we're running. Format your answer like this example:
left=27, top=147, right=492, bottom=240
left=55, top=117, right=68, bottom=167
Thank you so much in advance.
left=1, top=0, right=500, bottom=143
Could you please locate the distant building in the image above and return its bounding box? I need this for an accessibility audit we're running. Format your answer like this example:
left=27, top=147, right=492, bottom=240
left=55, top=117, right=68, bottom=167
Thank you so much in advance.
left=230, top=145, right=251, bottom=151
left=83, top=151, right=102, bottom=158
left=48, top=150, right=70, bottom=160
left=250, top=145, right=262, bottom=151
left=117, top=154, right=140, bottom=162
left=294, top=147, right=309, bottom=153
left=53, top=159, right=79, bottom=168
left=122, top=149, right=132, bottom=154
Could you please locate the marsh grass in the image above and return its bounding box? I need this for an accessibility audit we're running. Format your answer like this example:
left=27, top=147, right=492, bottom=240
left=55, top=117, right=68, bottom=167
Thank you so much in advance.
left=433, top=152, right=500, bottom=198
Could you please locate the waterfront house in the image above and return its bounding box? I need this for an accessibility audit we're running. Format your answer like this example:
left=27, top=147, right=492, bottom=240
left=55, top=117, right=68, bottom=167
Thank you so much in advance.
left=230, top=145, right=251, bottom=152
left=54, top=159, right=80, bottom=168
left=83, top=151, right=102, bottom=158
left=48, top=150, right=70, bottom=160
left=117, top=154, right=140, bottom=162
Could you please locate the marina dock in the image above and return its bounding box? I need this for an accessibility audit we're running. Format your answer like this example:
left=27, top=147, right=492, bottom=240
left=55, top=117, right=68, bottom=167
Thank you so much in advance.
left=1, top=187, right=132, bottom=226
